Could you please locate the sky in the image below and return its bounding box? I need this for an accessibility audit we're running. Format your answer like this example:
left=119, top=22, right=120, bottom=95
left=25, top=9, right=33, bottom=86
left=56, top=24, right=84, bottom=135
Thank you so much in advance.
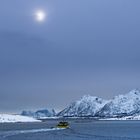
left=0, top=0, right=140, bottom=113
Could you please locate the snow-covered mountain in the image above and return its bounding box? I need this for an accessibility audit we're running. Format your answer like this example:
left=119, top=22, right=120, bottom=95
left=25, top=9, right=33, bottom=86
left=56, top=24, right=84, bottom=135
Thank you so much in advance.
left=0, top=114, right=40, bottom=123
left=57, top=89, right=140, bottom=118
left=3, top=89, right=140, bottom=121
left=21, top=109, right=56, bottom=119
left=96, top=89, right=140, bottom=117
left=57, top=95, right=108, bottom=117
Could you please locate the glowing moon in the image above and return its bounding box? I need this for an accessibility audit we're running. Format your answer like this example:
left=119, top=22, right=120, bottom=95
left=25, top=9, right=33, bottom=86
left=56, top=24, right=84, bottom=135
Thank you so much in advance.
left=35, top=10, right=46, bottom=22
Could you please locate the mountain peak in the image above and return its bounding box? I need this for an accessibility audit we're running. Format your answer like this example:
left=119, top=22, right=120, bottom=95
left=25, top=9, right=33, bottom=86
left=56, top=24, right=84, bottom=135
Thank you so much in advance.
left=128, top=89, right=140, bottom=96
left=57, top=95, right=107, bottom=117
left=96, top=89, right=140, bottom=117
left=79, top=95, right=100, bottom=103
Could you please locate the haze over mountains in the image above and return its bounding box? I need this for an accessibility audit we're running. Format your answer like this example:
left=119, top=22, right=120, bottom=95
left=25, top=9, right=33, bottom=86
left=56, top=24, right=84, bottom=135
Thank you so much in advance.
left=21, top=109, right=56, bottom=119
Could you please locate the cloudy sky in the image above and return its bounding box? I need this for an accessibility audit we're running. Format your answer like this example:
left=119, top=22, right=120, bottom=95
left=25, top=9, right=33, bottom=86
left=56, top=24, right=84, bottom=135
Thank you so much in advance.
left=0, top=0, right=140, bottom=113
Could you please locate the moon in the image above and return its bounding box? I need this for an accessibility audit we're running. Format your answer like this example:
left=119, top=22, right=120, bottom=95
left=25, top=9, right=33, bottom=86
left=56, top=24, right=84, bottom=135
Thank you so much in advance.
left=35, top=10, right=46, bottom=22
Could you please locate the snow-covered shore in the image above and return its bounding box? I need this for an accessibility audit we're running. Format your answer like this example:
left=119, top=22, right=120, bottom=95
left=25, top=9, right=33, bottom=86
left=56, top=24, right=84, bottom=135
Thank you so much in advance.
left=0, top=114, right=40, bottom=123
left=99, top=115, right=140, bottom=120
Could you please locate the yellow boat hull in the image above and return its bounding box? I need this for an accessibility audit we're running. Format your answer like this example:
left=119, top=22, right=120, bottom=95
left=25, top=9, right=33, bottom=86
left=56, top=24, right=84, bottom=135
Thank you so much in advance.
left=56, top=125, right=69, bottom=129
left=56, top=126, right=69, bottom=128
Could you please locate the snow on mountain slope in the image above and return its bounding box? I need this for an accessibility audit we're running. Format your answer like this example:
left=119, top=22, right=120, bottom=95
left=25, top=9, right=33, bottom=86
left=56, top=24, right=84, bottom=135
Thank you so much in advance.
left=96, top=89, right=140, bottom=117
left=0, top=114, right=40, bottom=123
left=21, top=109, right=56, bottom=119
left=57, top=95, right=108, bottom=117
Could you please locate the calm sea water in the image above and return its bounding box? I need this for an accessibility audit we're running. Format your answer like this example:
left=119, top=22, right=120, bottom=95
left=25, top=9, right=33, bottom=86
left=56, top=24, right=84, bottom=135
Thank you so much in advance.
left=0, top=120, right=140, bottom=140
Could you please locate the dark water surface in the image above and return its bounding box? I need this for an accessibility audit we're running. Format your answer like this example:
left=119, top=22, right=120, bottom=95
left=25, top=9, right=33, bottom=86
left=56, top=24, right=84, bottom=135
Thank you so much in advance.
left=0, top=120, right=140, bottom=140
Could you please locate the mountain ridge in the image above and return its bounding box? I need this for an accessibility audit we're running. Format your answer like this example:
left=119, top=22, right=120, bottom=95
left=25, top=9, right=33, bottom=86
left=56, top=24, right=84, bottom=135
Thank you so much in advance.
left=57, top=89, right=140, bottom=118
left=57, top=95, right=108, bottom=117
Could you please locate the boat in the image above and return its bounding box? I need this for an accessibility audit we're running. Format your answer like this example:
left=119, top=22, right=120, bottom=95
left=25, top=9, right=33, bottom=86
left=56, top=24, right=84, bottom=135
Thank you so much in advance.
left=56, top=121, right=70, bottom=128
